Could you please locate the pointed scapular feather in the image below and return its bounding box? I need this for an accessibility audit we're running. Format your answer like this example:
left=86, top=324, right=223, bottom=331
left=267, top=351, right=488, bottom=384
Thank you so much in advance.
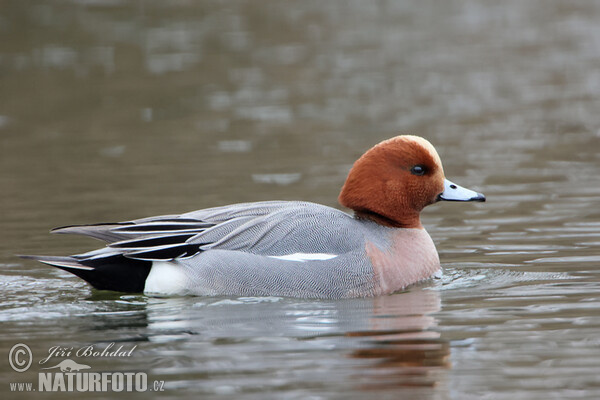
left=109, top=233, right=197, bottom=249
left=123, top=243, right=203, bottom=261
left=51, top=223, right=134, bottom=242
left=51, top=222, right=132, bottom=233
left=111, top=221, right=213, bottom=234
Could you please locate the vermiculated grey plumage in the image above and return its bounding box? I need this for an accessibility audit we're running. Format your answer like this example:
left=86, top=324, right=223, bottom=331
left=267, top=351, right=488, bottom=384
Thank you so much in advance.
left=24, top=201, right=394, bottom=298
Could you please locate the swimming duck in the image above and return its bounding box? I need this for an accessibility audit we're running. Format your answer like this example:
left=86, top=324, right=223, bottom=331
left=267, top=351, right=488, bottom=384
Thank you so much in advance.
left=22, top=135, right=485, bottom=298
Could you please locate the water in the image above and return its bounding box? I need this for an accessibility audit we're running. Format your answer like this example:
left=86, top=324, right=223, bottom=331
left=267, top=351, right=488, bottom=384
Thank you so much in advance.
left=1, top=1, right=600, bottom=399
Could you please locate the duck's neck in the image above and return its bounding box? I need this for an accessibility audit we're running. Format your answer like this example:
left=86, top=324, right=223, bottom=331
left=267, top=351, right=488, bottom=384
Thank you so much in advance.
left=354, top=209, right=423, bottom=229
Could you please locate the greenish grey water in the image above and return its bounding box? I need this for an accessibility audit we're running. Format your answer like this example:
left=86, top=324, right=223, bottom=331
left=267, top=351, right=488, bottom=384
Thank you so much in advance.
left=1, top=1, right=599, bottom=399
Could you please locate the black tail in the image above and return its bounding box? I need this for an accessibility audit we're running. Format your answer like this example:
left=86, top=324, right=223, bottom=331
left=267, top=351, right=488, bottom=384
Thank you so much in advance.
left=20, top=255, right=151, bottom=293
left=20, top=215, right=211, bottom=293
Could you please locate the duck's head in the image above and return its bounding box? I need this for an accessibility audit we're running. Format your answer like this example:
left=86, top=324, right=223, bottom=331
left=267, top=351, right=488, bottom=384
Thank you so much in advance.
left=338, top=135, right=485, bottom=229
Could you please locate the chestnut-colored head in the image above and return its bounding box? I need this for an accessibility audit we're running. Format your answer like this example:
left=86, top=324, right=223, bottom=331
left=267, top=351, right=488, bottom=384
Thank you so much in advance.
left=338, top=135, right=445, bottom=229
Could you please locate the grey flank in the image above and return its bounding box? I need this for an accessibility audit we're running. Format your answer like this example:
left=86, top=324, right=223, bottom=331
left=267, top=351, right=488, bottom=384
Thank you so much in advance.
left=36, top=201, right=397, bottom=298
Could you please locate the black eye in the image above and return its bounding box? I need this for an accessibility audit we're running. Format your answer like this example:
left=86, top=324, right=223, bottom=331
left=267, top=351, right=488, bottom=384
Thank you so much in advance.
left=410, top=165, right=427, bottom=176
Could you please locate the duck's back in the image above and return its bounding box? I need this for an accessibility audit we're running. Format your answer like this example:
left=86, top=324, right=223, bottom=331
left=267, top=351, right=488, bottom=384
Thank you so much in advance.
left=147, top=201, right=380, bottom=298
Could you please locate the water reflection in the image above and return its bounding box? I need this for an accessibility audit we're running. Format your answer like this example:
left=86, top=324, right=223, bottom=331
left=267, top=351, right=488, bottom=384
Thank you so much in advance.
left=348, top=291, right=449, bottom=392
left=131, top=289, right=448, bottom=396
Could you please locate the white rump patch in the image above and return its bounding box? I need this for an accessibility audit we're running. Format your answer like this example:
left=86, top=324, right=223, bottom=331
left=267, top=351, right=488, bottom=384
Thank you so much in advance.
left=268, top=253, right=338, bottom=262
left=144, top=261, right=188, bottom=296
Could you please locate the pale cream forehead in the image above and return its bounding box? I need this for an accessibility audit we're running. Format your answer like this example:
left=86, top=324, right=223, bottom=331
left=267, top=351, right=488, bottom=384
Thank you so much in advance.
left=405, top=135, right=442, bottom=166
left=388, top=135, right=443, bottom=171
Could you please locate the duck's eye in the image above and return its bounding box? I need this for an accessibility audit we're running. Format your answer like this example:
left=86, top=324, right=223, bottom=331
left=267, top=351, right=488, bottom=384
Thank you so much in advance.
left=410, top=165, right=427, bottom=176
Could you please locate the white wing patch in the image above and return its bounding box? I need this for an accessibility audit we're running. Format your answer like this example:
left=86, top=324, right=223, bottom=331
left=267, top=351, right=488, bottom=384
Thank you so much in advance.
left=268, top=253, right=338, bottom=262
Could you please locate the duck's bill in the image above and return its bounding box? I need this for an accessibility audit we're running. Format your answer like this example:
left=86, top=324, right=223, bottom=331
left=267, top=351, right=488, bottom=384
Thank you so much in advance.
left=438, top=179, right=486, bottom=202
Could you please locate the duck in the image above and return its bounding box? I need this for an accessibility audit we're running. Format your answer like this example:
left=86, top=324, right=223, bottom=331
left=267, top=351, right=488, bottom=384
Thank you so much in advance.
left=22, top=135, right=485, bottom=299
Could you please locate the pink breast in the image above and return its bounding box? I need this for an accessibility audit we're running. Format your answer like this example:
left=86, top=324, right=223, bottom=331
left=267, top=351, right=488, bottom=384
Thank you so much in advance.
left=366, top=228, right=440, bottom=295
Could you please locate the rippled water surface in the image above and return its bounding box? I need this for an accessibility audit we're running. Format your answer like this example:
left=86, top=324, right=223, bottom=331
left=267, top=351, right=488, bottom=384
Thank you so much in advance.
left=1, top=1, right=600, bottom=399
